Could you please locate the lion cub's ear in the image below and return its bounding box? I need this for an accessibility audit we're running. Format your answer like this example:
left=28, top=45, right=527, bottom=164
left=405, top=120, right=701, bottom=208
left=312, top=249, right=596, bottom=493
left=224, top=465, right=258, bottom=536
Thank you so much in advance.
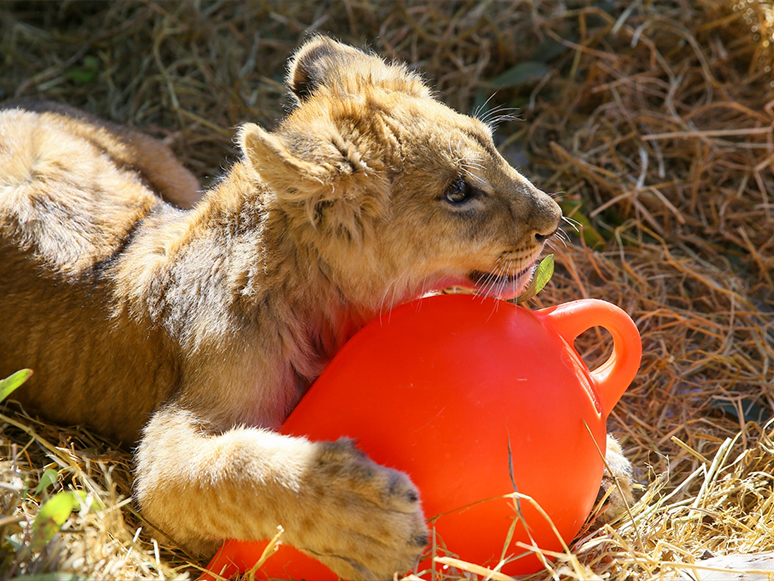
left=287, top=35, right=431, bottom=104
left=287, top=36, right=364, bottom=102
left=239, top=123, right=328, bottom=194
left=239, top=123, right=388, bottom=241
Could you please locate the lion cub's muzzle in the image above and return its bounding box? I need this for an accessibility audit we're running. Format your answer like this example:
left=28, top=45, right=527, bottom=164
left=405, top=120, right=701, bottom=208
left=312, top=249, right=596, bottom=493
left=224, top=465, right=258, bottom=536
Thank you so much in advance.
left=467, top=260, right=535, bottom=300
left=468, top=200, right=561, bottom=299
left=535, top=226, right=559, bottom=243
left=470, top=261, right=533, bottom=286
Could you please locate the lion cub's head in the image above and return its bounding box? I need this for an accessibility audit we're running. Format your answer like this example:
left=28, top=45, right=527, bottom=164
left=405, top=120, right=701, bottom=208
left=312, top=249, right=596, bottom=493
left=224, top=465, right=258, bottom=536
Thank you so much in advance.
left=240, top=36, right=561, bottom=307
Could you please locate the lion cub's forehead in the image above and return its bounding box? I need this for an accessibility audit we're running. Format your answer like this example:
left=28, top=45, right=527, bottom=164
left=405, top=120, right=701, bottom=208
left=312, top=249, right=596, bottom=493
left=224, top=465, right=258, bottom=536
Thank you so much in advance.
left=386, top=94, right=494, bottom=140
left=365, top=92, right=500, bottom=161
left=407, top=103, right=502, bottom=166
left=282, top=75, right=502, bottom=182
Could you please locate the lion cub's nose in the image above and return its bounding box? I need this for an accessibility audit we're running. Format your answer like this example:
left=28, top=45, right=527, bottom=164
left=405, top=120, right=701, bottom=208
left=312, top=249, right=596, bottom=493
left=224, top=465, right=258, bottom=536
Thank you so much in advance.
left=534, top=228, right=558, bottom=243
left=531, top=195, right=562, bottom=243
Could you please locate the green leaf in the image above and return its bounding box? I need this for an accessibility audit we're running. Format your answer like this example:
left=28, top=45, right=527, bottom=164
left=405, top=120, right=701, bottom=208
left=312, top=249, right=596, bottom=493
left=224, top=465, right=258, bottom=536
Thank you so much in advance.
left=581, top=224, right=606, bottom=249
left=34, top=469, right=59, bottom=497
left=66, top=55, right=100, bottom=85
left=532, top=37, right=571, bottom=63
left=559, top=200, right=606, bottom=249
left=5, top=536, right=22, bottom=553
left=516, top=254, right=555, bottom=304
left=713, top=398, right=771, bottom=424
left=489, top=61, right=550, bottom=88
left=532, top=254, right=555, bottom=296
left=30, top=491, right=88, bottom=550
left=0, top=369, right=32, bottom=403
left=471, top=87, right=490, bottom=117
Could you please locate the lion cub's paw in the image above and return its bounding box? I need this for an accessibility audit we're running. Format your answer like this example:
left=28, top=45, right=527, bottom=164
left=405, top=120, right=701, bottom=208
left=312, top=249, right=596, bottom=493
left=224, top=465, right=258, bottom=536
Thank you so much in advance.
left=596, top=434, right=635, bottom=522
left=294, top=438, right=428, bottom=580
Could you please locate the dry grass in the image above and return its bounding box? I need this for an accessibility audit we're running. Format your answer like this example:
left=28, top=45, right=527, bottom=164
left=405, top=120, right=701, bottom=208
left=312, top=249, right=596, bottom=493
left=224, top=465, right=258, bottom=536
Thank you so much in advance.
left=1, top=0, right=773, bottom=579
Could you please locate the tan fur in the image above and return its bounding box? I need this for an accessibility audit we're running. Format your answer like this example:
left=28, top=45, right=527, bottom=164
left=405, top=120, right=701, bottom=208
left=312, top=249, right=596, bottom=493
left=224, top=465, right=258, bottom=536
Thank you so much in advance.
left=0, top=100, right=202, bottom=209
left=0, top=37, right=627, bottom=579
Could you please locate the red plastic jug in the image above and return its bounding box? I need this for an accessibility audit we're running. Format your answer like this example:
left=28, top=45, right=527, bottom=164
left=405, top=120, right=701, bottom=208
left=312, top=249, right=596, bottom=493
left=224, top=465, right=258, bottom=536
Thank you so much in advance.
left=203, top=295, right=641, bottom=580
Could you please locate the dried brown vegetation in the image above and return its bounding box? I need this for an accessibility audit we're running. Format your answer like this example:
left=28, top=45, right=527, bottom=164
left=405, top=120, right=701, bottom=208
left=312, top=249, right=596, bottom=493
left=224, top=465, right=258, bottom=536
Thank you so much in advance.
left=1, top=1, right=773, bottom=579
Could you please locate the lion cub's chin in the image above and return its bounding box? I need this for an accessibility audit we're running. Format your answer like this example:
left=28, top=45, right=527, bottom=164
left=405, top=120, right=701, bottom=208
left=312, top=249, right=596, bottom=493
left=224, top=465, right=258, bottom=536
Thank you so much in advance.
left=469, top=262, right=535, bottom=301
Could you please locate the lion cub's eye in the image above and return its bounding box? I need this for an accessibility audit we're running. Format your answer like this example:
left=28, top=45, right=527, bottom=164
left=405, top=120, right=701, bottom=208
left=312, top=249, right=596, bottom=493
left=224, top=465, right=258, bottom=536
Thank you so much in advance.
left=444, top=178, right=474, bottom=205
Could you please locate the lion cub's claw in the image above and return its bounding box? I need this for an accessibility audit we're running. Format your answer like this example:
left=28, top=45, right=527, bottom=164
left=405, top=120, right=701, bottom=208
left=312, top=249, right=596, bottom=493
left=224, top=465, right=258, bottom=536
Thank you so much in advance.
left=295, top=439, right=428, bottom=580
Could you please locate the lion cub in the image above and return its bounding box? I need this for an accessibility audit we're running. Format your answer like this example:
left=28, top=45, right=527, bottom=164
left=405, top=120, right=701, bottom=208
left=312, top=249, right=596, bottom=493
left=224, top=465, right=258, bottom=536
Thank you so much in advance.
left=0, top=37, right=625, bottom=579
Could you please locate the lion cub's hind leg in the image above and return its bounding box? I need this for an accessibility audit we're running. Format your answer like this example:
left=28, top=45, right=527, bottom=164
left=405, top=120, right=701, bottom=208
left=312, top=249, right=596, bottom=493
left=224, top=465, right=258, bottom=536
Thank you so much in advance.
left=0, top=100, right=201, bottom=208
left=597, top=434, right=635, bottom=521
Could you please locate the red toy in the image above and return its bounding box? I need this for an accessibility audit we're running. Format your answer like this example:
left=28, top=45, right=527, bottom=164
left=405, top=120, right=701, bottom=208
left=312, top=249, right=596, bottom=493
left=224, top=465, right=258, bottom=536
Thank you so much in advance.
left=203, top=295, right=641, bottom=580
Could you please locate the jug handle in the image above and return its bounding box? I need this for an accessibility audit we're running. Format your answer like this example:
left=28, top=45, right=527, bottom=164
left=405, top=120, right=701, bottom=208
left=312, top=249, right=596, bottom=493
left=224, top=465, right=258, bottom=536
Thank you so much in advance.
left=539, top=299, right=642, bottom=418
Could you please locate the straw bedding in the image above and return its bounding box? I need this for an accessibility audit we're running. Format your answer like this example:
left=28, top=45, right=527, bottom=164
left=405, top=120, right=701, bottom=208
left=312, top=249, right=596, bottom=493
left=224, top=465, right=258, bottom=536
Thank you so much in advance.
left=1, top=1, right=772, bottom=579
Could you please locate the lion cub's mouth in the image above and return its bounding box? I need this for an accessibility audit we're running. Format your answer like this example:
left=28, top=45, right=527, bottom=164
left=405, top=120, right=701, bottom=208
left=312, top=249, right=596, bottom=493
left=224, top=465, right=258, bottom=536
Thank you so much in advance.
left=468, top=263, right=534, bottom=300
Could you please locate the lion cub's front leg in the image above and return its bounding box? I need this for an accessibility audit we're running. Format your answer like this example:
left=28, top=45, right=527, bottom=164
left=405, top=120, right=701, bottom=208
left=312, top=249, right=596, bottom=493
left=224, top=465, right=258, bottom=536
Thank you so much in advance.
left=136, top=404, right=427, bottom=580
